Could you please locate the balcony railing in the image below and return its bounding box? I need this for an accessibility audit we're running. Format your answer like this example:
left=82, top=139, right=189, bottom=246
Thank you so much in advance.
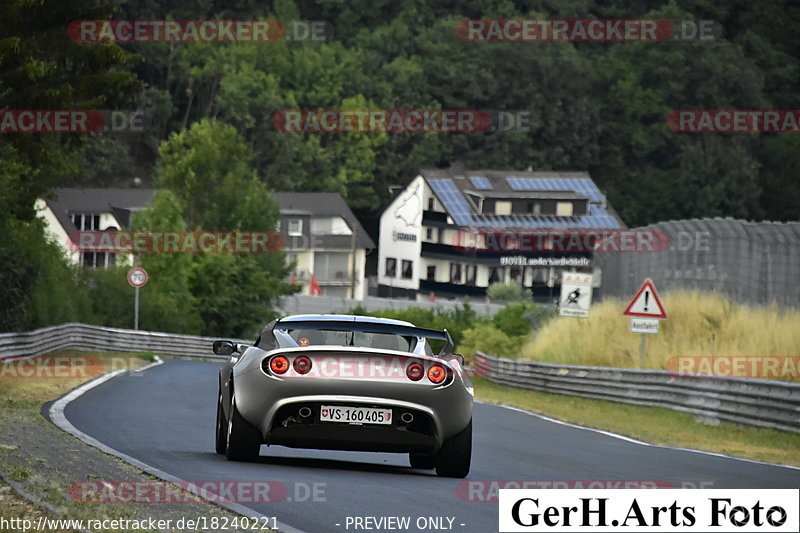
left=287, top=269, right=360, bottom=285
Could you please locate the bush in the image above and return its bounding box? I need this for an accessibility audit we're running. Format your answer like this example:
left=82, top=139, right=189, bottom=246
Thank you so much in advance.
left=459, top=323, right=524, bottom=357
left=354, top=303, right=483, bottom=349
left=487, top=281, right=530, bottom=302
left=492, top=302, right=538, bottom=337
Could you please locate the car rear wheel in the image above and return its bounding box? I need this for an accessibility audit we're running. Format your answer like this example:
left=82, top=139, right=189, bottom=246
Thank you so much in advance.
left=215, top=391, right=227, bottom=454
left=225, top=395, right=262, bottom=461
left=409, top=453, right=436, bottom=469
left=435, top=419, right=472, bottom=478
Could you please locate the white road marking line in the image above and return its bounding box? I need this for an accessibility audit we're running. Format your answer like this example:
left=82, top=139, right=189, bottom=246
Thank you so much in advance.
left=477, top=400, right=800, bottom=471
left=49, top=359, right=310, bottom=533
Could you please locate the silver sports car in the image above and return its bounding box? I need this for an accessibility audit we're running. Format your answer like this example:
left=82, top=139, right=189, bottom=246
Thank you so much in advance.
left=212, top=314, right=473, bottom=477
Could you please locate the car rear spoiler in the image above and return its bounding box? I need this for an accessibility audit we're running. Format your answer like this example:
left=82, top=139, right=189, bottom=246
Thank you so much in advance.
left=274, top=320, right=455, bottom=355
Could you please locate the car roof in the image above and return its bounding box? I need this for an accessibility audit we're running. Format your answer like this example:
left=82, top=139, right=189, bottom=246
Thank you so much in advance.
left=277, top=314, right=414, bottom=327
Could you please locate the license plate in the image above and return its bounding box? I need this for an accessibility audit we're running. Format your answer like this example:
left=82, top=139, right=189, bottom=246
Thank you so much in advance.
left=319, top=406, right=392, bottom=425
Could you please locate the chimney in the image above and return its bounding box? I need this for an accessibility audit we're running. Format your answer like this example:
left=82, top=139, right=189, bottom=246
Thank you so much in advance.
left=450, top=160, right=465, bottom=178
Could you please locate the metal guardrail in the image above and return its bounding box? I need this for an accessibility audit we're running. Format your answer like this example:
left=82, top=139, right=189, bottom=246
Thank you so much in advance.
left=3, top=324, right=797, bottom=433
left=475, top=352, right=800, bottom=433
left=0, top=323, right=243, bottom=360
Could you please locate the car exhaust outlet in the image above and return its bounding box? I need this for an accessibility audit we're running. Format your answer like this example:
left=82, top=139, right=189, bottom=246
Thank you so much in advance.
left=400, top=412, right=414, bottom=424
left=298, top=406, right=312, bottom=418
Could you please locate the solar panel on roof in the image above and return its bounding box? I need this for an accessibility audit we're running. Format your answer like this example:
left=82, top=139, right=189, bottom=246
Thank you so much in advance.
left=427, top=178, right=620, bottom=229
left=469, top=176, right=492, bottom=190
left=428, top=179, right=475, bottom=225
left=506, top=177, right=604, bottom=202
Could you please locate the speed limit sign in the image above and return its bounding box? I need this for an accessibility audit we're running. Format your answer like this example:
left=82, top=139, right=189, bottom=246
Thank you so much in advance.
left=127, top=267, right=148, bottom=288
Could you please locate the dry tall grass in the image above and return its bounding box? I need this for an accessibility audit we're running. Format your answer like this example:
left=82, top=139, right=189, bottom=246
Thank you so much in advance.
left=520, top=291, right=800, bottom=373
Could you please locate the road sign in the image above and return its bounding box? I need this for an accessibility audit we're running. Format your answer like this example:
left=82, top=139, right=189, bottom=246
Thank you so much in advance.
left=623, top=278, right=667, bottom=319
left=127, top=267, right=148, bottom=288
left=630, top=317, right=660, bottom=334
left=559, top=272, right=593, bottom=318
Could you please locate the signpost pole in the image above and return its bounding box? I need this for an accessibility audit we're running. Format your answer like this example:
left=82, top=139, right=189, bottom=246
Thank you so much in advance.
left=127, top=264, right=148, bottom=331
left=134, top=286, right=140, bottom=331
left=639, top=333, right=646, bottom=368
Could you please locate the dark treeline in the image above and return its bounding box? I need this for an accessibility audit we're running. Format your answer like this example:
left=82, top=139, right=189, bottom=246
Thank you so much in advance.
left=1, top=0, right=797, bottom=333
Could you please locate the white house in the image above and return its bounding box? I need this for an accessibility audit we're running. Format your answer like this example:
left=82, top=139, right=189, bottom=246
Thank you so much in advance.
left=37, top=189, right=375, bottom=300
left=377, top=167, right=625, bottom=301
left=36, top=188, right=156, bottom=268
left=274, top=192, right=374, bottom=300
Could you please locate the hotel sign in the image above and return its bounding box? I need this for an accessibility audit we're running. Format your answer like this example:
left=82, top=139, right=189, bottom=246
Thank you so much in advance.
left=393, top=230, right=418, bottom=242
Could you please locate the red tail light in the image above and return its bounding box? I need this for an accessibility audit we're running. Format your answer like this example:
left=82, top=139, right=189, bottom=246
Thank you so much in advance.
left=428, top=364, right=446, bottom=384
left=293, top=355, right=312, bottom=374
left=406, top=362, right=424, bottom=381
left=269, top=355, right=289, bottom=374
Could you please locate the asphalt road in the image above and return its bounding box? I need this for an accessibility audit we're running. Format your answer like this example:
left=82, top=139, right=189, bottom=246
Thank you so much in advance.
left=62, top=359, right=799, bottom=533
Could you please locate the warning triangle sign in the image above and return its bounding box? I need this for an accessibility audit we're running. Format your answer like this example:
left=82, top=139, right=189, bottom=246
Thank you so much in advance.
left=623, top=278, right=667, bottom=319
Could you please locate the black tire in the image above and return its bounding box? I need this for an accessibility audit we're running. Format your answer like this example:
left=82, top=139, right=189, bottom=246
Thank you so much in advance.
left=225, top=395, right=262, bottom=461
left=409, top=453, right=436, bottom=469
left=215, top=391, right=227, bottom=455
left=435, top=419, right=472, bottom=478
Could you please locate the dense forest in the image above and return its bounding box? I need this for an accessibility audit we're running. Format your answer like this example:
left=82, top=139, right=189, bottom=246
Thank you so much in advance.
left=1, top=0, right=798, bottom=333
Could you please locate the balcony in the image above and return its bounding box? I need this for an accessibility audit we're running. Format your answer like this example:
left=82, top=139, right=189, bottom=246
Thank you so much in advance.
left=287, top=269, right=360, bottom=286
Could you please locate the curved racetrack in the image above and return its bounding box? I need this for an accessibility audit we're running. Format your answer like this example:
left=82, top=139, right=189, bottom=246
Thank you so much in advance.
left=60, top=360, right=800, bottom=533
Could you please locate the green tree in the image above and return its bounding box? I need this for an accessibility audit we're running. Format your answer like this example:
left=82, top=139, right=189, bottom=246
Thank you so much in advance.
left=151, top=119, right=290, bottom=337
left=130, top=190, right=204, bottom=333
left=0, top=0, right=140, bottom=331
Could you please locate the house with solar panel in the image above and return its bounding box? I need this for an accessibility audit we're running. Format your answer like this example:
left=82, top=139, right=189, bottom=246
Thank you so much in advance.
left=377, top=167, right=625, bottom=301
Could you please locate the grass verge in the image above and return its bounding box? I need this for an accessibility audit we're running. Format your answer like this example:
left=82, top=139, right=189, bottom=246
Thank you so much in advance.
left=519, top=291, right=800, bottom=379
left=474, top=377, right=800, bottom=467
left=0, top=351, right=262, bottom=533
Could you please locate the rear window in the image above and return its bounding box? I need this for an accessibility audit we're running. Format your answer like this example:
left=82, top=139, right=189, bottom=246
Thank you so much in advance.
left=287, top=329, right=413, bottom=351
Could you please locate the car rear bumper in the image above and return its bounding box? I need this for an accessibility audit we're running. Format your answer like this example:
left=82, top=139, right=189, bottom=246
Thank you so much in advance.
left=234, top=367, right=472, bottom=452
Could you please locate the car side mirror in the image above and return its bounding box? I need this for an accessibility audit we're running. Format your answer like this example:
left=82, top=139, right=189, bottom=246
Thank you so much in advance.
left=212, top=340, right=237, bottom=356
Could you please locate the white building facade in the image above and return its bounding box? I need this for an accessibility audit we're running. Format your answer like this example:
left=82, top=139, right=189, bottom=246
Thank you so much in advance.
left=378, top=168, right=624, bottom=301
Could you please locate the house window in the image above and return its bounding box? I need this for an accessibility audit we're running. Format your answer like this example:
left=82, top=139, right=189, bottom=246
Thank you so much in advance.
left=528, top=202, right=541, bottom=214
left=81, top=252, right=113, bottom=268
left=465, top=264, right=477, bottom=285
left=425, top=227, right=434, bottom=241
left=314, top=252, right=349, bottom=281
left=428, top=197, right=435, bottom=211
left=288, top=219, right=303, bottom=236
left=495, top=201, right=512, bottom=215
left=556, top=202, right=574, bottom=216
left=385, top=257, right=397, bottom=277
left=426, top=265, right=436, bottom=280
left=488, top=267, right=503, bottom=284
left=71, top=214, right=101, bottom=231
left=449, top=263, right=462, bottom=284
left=401, top=260, right=413, bottom=280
